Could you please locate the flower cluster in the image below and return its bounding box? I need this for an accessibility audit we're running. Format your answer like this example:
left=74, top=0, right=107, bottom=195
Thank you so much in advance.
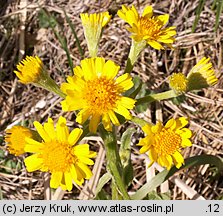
left=5, top=4, right=218, bottom=193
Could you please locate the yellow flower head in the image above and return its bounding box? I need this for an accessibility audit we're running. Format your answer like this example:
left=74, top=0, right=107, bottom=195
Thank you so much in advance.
left=5, top=126, right=34, bottom=156
left=61, top=57, right=136, bottom=133
left=187, top=57, right=218, bottom=91
left=14, top=56, right=45, bottom=84
left=80, top=12, right=111, bottom=57
left=117, top=5, right=176, bottom=50
left=14, top=56, right=65, bottom=98
left=24, top=117, right=96, bottom=191
left=137, top=117, right=192, bottom=170
left=169, top=73, right=188, bottom=94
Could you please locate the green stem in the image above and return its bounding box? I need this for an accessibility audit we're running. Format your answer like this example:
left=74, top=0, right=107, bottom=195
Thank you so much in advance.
left=111, top=180, right=123, bottom=200
left=45, top=78, right=66, bottom=98
left=136, top=90, right=178, bottom=105
left=99, top=127, right=130, bottom=200
left=124, top=39, right=147, bottom=73
left=131, top=117, right=150, bottom=127
left=36, top=73, right=66, bottom=99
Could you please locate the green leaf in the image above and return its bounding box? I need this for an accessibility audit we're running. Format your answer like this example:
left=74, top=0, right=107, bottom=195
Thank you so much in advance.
left=131, top=169, right=169, bottom=200
left=212, top=0, right=218, bottom=9
left=214, top=0, right=223, bottom=32
left=135, top=83, right=151, bottom=113
left=122, top=163, right=134, bottom=187
left=192, top=0, right=206, bottom=33
left=124, top=76, right=142, bottom=99
left=115, top=113, right=126, bottom=125
left=131, top=117, right=150, bottom=127
left=0, top=136, right=4, bottom=145
left=4, top=160, right=17, bottom=173
left=99, top=127, right=130, bottom=199
left=165, top=154, right=223, bottom=180
left=160, top=192, right=171, bottom=200
left=38, top=10, right=57, bottom=28
left=111, top=179, right=123, bottom=200
left=95, top=172, right=111, bottom=196
left=192, top=0, right=223, bottom=32
left=217, top=194, right=223, bottom=200
left=0, top=149, right=5, bottom=159
left=120, top=128, right=136, bottom=152
left=147, top=191, right=162, bottom=200
left=131, top=154, right=223, bottom=200
left=146, top=191, right=171, bottom=200
left=95, top=189, right=111, bottom=200
left=120, top=128, right=136, bottom=186
left=171, top=94, right=186, bottom=105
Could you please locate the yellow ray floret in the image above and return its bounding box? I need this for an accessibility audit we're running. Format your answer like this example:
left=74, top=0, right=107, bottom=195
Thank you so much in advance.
left=137, top=117, right=192, bottom=170
left=24, top=117, right=96, bottom=191
left=61, top=57, right=136, bottom=133
left=80, top=12, right=111, bottom=28
left=118, top=5, right=176, bottom=50
left=5, top=126, right=34, bottom=156
left=187, top=57, right=218, bottom=91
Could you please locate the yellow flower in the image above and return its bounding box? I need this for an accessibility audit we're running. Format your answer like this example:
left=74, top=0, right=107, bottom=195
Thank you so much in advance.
left=137, top=117, right=192, bottom=170
left=14, top=56, right=65, bottom=98
left=14, top=56, right=45, bottom=84
left=61, top=57, right=136, bottom=133
left=5, top=126, right=34, bottom=156
left=80, top=12, right=111, bottom=57
left=187, top=57, right=218, bottom=91
left=24, top=117, right=96, bottom=191
left=117, top=5, right=176, bottom=50
left=168, top=57, right=218, bottom=93
left=169, top=73, right=188, bottom=94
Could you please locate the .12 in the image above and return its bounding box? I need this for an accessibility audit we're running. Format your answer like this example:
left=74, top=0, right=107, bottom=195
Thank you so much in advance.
left=207, top=204, right=220, bottom=213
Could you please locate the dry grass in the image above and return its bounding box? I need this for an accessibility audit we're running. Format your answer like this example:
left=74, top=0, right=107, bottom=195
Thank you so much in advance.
left=0, top=0, right=222, bottom=200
